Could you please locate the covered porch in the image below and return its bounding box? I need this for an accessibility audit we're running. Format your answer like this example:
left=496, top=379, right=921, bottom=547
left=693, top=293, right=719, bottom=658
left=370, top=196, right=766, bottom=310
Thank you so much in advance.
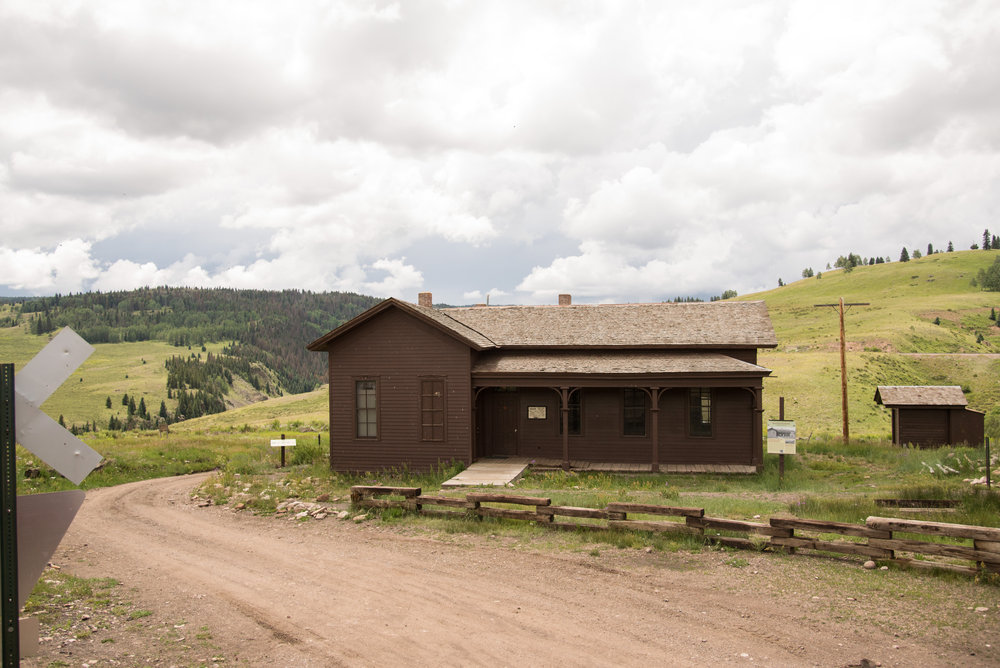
left=470, top=350, right=770, bottom=472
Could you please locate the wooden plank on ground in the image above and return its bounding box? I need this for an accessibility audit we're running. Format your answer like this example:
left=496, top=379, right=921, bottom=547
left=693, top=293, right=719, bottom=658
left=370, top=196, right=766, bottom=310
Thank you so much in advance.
left=868, top=538, right=1000, bottom=563
left=537, top=505, right=610, bottom=519
left=891, top=558, right=980, bottom=576
left=605, top=502, right=704, bottom=518
left=866, top=517, right=1000, bottom=542
left=417, top=495, right=476, bottom=509
left=974, top=539, right=1000, bottom=555
left=772, top=517, right=890, bottom=539
left=608, top=520, right=703, bottom=535
left=466, top=493, right=551, bottom=506
left=770, top=536, right=892, bottom=559
left=689, top=516, right=792, bottom=537
left=704, top=535, right=762, bottom=550
left=875, top=499, right=959, bottom=508
left=476, top=507, right=544, bottom=521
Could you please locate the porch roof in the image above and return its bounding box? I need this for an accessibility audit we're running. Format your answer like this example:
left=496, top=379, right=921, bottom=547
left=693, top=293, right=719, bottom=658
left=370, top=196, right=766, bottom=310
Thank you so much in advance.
left=471, top=350, right=770, bottom=377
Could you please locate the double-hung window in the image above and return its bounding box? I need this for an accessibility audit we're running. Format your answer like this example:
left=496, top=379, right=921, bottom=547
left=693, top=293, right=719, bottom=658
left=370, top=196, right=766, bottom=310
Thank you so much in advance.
left=623, top=388, right=647, bottom=436
left=356, top=379, right=378, bottom=438
left=420, top=378, right=445, bottom=441
left=689, top=387, right=712, bottom=437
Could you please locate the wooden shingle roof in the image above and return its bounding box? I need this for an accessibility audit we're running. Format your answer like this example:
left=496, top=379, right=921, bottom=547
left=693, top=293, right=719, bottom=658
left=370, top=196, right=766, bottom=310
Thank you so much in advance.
left=874, top=386, right=968, bottom=408
left=443, top=301, right=776, bottom=349
left=472, top=351, right=771, bottom=376
left=308, top=298, right=777, bottom=352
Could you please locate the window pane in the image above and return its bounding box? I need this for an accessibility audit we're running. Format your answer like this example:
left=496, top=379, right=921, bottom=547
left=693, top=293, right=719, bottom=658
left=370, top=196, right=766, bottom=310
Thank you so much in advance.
left=689, top=388, right=711, bottom=437
left=623, top=388, right=646, bottom=436
left=356, top=380, right=377, bottom=438
left=420, top=379, right=445, bottom=441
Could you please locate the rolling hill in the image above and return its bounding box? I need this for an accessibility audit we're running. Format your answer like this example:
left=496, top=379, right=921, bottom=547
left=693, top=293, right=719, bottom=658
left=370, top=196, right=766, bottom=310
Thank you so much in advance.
left=2, top=250, right=998, bottom=440
left=745, top=249, right=1000, bottom=437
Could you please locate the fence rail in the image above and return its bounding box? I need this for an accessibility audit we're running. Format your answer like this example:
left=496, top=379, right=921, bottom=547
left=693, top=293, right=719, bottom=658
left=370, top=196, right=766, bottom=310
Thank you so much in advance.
left=349, top=486, right=1000, bottom=577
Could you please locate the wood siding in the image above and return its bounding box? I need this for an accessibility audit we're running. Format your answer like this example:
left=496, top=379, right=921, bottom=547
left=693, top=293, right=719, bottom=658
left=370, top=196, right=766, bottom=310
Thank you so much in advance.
left=894, top=407, right=984, bottom=447
left=897, top=407, right=948, bottom=446
left=325, top=308, right=472, bottom=472
left=477, top=386, right=755, bottom=465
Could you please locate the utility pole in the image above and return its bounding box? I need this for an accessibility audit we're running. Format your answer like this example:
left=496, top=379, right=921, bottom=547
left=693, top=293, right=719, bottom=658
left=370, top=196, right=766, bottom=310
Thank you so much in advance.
left=814, top=297, right=870, bottom=444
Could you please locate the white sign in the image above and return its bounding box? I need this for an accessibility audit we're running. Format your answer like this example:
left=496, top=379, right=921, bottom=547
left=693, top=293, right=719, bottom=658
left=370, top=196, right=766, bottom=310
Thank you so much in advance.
left=15, top=329, right=102, bottom=485
left=767, top=420, right=797, bottom=455
left=270, top=439, right=297, bottom=447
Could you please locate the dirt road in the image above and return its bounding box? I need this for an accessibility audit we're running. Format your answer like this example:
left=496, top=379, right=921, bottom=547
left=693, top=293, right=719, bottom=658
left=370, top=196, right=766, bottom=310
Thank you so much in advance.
left=36, top=473, right=998, bottom=666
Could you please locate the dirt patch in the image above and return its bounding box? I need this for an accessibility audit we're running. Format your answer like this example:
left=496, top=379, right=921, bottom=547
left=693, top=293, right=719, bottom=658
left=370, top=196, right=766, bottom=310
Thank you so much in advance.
left=23, top=474, right=1000, bottom=667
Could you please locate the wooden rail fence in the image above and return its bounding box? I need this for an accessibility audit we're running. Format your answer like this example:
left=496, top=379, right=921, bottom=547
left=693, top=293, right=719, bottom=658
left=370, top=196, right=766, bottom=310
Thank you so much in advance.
left=350, top=486, right=1000, bottom=577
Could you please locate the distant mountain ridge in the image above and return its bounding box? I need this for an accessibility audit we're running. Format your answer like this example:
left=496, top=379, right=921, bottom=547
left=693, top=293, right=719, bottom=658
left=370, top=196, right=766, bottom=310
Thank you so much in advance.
left=2, top=287, right=381, bottom=394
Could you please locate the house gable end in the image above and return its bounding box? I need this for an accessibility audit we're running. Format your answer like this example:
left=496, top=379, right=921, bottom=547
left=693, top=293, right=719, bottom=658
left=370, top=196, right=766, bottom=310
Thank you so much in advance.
left=307, top=297, right=490, bottom=352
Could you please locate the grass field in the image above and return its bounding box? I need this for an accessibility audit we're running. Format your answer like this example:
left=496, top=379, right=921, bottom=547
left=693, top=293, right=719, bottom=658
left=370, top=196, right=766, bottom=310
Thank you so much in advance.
left=748, top=249, right=1000, bottom=436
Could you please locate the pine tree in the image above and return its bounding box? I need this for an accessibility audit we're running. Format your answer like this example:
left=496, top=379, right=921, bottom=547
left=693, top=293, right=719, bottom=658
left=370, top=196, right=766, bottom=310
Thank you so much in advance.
left=128, top=396, right=136, bottom=416
left=984, top=229, right=992, bottom=250
left=122, top=393, right=129, bottom=406
left=899, top=247, right=910, bottom=262
left=927, top=243, right=934, bottom=256
left=138, top=397, right=147, bottom=419
left=994, top=234, right=999, bottom=249
left=990, top=307, right=996, bottom=321
left=159, top=400, right=169, bottom=420
left=947, top=240, right=954, bottom=252
left=106, top=396, right=112, bottom=408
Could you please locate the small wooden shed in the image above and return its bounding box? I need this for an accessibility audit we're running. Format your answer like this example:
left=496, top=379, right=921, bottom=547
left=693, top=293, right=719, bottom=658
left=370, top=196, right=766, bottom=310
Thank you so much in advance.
left=874, top=385, right=984, bottom=447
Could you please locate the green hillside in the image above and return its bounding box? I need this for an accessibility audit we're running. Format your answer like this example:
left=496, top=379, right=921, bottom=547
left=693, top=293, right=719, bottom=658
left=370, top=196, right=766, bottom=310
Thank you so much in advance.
left=742, top=249, right=1000, bottom=437
left=4, top=251, right=999, bottom=441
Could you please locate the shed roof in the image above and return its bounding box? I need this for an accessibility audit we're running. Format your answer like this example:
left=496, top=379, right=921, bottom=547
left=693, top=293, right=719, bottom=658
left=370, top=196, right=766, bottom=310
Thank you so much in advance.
left=443, top=301, right=776, bottom=349
left=472, top=350, right=771, bottom=376
left=874, top=386, right=968, bottom=408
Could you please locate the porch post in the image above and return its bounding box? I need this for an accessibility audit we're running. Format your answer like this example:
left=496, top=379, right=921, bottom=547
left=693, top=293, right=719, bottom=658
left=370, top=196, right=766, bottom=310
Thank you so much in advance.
left=560, top=386, right=570, bottom=471
left=650, top=387, right=660, bottom=473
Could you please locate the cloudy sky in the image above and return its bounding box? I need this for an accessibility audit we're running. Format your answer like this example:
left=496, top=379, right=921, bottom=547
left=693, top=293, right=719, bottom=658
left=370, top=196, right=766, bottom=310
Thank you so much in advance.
left=1, top=1, right=998, bottom=304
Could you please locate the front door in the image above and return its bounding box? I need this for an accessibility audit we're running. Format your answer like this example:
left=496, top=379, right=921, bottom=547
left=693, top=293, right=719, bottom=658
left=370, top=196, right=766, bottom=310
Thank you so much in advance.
left=492, top=393, right=519, bottom=456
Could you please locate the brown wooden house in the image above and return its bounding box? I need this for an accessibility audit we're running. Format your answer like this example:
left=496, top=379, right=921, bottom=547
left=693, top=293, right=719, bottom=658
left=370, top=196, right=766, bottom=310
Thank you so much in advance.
left=307, top=293, right=777, bottom=473
left=874, top=385, right=985, bottom=447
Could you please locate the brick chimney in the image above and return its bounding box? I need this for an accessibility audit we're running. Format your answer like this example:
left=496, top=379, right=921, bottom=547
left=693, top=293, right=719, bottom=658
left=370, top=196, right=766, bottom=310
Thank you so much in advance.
left=418, top=292, right=433, bottom=308
left=558, top=294, right=572, bottom=306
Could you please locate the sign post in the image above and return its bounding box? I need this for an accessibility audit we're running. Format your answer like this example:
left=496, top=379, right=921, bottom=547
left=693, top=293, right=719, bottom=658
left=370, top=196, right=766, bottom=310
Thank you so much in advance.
left=270, top=434, right=296, bottom=468
left=767, top=399, right=796, bottom=485
left=1, top=328, right=102, bottom=663
left=1, top=365, right=19, bottom=667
